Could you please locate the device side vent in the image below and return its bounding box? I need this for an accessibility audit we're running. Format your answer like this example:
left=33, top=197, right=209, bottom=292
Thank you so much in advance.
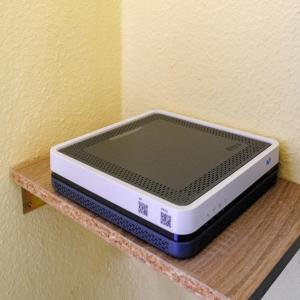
left=52, top=177, right=169, bottom=251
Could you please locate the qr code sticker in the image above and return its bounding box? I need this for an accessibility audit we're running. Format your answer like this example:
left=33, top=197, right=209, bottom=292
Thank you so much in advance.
left=161, top=212, right=171, bottom=228
left=138, top=201, right=148, bottom=217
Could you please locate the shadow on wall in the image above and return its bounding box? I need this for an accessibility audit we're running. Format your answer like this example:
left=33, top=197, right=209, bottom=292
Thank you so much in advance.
left=0, top=1, right=133, bottom=299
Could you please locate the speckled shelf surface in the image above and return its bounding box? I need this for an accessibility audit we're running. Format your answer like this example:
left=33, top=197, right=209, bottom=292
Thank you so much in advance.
left=11, top=158, right=300, bottom=300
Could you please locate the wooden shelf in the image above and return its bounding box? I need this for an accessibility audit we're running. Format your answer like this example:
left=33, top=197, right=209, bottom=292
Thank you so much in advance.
left=11, top=158, right=300, bottom=299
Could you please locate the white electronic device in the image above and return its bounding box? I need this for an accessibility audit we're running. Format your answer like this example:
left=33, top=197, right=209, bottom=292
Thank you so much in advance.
left=50, top=110, right=279, bottom=258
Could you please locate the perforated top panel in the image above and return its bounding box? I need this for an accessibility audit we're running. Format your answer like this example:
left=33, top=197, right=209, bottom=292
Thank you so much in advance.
left=59, top=113, right=270, bottom=205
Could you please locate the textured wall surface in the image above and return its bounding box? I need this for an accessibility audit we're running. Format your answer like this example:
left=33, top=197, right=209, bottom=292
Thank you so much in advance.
left=0, top=1, right=198, bottom=299
left=2, top=1, right=300, bottom=299
left=0, top=0, right=124, bottom=299
left=122, top=0, right=300, bottom=184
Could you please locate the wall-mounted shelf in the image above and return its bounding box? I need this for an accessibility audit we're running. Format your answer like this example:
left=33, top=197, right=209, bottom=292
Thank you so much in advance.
left=11, top=157, right=300, bottom=299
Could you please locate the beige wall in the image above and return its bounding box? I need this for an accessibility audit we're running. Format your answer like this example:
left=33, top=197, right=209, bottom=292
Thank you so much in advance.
left=122, top=0, right=300, bottom=184
left=0, top=0, right=123, bottom=299
left=0, top=1, right=197, bottom=299
left=2, top=1, right=300, bottom=299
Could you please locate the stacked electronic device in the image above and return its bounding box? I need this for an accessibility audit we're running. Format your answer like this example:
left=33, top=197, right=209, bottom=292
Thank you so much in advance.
left=50, top=110, right=279, bottom=258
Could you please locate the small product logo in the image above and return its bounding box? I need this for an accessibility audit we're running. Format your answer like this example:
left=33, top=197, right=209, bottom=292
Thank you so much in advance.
left=266, top=157, right=272, bottom=166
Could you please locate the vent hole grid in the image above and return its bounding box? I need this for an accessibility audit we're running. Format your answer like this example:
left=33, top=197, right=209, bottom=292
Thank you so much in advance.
left=52, top=178, right=169, bottom=251
left=60, top=114, right=270, bottom=205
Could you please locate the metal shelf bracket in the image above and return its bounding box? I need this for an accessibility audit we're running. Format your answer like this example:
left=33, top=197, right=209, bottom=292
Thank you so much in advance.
left=22, top=189, right=45, bottom=213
